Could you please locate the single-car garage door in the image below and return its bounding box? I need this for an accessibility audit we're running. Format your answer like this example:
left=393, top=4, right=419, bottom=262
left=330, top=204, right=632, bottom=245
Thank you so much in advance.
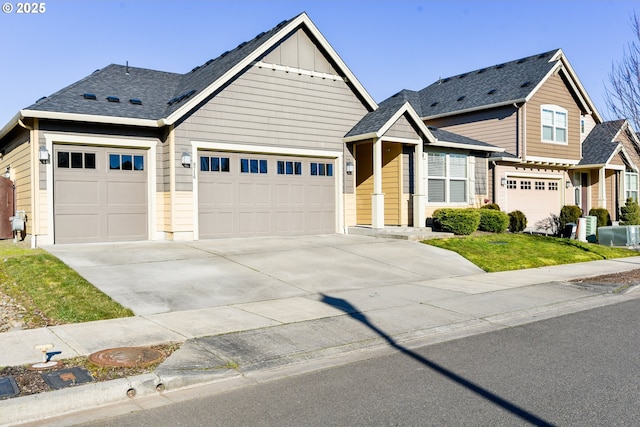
left=54, top=145, right=148, bottom=244
left=505, top=177, right=562, bottom=228
left=198, top=151, right=336, bottom=238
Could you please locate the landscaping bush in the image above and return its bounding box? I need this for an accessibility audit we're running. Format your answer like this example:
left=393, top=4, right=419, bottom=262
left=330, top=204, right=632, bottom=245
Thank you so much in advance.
left=588, top=208, right=611, bottom=227
left=478, top=209, right=509, bottom=233
left=535, top=214, right=560, bottom=236
left=620, top=198, right=640, bottom=225
left=480, top=203, right=501, bottom=210
left=432, top=208, right=480, bottom=235
left=508, top=210, right=527, bottom=233
left=559, top=205, right=582, bottom=231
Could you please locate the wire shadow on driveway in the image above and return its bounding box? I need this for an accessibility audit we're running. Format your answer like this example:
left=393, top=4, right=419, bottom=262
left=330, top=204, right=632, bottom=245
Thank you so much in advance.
left=320, top=293, right=554, bottom=427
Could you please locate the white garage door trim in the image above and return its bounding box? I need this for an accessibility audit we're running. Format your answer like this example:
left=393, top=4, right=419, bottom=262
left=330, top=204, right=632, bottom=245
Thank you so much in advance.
left=190, top=140, right=343, bottom=239
left=44, top=133, right=158, bottom=245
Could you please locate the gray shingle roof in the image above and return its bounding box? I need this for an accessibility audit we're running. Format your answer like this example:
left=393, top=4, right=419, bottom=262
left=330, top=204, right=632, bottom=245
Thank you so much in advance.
left=578, top=120, right=625, bottom=165
left=426, top=125, right=499, bottom=150
left=383, top=49, right=560, bottom=118
left=345, top=90, right=419, bottom=137
left=24, top=15, right=300, bottom=122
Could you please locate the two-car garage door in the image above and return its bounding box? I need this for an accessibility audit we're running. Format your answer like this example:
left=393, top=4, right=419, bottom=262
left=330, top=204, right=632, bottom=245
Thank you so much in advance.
left=54, top=145, right=148, bottom=244
left=198, top=151, right=336, bottom=239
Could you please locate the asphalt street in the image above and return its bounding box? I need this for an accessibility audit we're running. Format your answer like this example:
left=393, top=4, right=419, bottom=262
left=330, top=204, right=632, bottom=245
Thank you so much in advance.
left=75, top=298, right=640, bottom=426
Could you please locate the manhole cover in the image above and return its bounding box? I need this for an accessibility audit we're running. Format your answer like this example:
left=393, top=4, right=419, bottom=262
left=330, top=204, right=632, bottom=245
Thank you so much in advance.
left=0, top=376, right=19, bottom=399
left=88, top=347, right=164, bottom=368
left=42, top=367, right=93, bottom=390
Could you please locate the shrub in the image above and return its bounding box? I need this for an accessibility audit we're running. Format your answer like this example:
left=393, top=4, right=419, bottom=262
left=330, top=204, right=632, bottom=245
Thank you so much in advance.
left=508, top=210, right=527, bottom=233
left=480, top=203, right=501, bottom=210
left=535, top=214, right=560, bottom=236
left=620, top=198, right=640, bottom=225
left=432, top=208, right=480, bottom=235
left=478, top=209, right=509, bottom=233
left=559, top=205, right=582, bottom=231
left=588, top=208, right=611, bottom=227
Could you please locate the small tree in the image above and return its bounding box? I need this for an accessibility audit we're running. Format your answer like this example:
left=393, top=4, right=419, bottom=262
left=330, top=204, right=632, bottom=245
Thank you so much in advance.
left=620, top=198, right=640, bottom=225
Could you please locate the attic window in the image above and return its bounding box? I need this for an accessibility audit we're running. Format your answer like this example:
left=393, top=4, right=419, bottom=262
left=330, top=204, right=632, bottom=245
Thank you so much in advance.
left=521, top=81, right=531, bottom=88
left=457, top=96, right=466, bottom=102
left=106, top=96, right=120, bottom=103
left=430, top=102, right=439, bottom=107
left=83, top=93, right=97, bottom=100
left=129, top=98, right=142, bottom=105
left=487, top=89, right=497, bottom=95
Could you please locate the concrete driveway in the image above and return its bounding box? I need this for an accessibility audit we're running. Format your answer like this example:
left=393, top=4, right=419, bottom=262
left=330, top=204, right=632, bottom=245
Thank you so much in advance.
left=44, top=234, right=483, bottom=316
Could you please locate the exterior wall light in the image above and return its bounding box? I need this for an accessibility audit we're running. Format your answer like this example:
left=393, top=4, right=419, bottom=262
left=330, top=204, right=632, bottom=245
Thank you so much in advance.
left=3, top=167, right=9, bottom=179
left=500, top=177, right=507, bottom=186
left=566, top=180, right=572, bottom=188
left=181, top=151, right=192, bottom=168
left=346, top=161, right=354, bottom=175
left=39, top=146, right=49, bottom=163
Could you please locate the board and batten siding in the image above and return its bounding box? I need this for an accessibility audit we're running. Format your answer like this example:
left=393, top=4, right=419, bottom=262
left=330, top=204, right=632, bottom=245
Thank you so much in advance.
left=426, top=106, right=518, bottom=154
left=525, top=73, right=582, bottom=161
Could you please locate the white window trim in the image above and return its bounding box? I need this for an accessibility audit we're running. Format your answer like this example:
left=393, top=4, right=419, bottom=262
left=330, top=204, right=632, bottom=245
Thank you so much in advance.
left=425, top=152, right=470, bottom=205
left=541, top=104, right=568, bottom=145
left=625, top=171, right=639, bottom=202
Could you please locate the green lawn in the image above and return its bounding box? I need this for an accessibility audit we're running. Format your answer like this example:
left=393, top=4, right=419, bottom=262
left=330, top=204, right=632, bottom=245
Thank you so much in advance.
left=423, top=233, right=637, bottom=272
left=0, top=242, right=133, bottom=326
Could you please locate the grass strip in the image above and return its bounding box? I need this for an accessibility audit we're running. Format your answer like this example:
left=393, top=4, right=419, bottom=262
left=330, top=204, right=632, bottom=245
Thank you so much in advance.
left=424, top=233, right=637, bottom=272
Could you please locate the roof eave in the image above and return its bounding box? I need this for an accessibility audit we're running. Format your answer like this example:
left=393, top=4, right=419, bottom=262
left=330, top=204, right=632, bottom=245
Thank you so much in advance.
left=430, top=140, right=504, bottom=152
left=0, top=112, right=22, bottom=141
left=22, top=109, right=162, bottom=128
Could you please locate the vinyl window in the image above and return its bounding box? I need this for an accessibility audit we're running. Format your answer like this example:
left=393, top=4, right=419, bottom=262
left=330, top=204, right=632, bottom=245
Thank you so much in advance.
left=427, top=152, right=467, bottom=203
left=541, top=105, right=568, bottom=144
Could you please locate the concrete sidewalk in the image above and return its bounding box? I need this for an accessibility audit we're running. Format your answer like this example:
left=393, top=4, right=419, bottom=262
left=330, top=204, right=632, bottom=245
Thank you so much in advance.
left=2, top=252, right=640, bottom=425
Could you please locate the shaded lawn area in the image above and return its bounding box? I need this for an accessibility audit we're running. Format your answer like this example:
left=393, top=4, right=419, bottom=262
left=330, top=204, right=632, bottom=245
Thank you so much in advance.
left=423, top=233, right=637, bottom=272
left=0, top=242, right=133, bottom=327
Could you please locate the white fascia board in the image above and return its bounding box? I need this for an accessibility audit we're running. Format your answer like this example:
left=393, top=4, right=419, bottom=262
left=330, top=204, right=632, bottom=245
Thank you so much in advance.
left=378, top=102, right=434, bottom=143
left=343, top=132, right=378, bottom=143
left=492, top=156, right=523, bottom=163
left=21, top=109, right=161, bottom=127
left=421, top=99, right=524, bottom=121
left=430, top=140, right=504, bottom=152
left=165, top=13, right=378, bottom=126
left=525, top=155, right=580, bottom=165
left=524, top=63, right=561, bottom=103
left=605, top=143, right=624, bottom=165
left=553, top=50, right=603, bottom=123
left=0, top=112, right=21, bottom=140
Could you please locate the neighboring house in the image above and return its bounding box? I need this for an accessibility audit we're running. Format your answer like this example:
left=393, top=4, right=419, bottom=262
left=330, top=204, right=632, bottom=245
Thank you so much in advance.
left=380, top=49, right=621, bottom=228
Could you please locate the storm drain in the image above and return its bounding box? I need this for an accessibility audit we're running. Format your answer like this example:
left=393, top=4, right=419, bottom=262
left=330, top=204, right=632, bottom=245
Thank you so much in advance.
left=0, top=376, right=19, bottom=399
left=88, top=347, right=164, bottom=368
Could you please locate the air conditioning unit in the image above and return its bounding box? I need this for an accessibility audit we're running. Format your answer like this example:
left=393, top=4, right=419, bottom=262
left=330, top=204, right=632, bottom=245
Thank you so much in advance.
left=597, top=225, right=640, bottom=247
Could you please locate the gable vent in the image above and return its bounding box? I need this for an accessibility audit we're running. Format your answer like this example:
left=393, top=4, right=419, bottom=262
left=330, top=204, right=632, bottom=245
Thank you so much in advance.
left=129, top=98, right=142, bottom=105
left=487, top=89, right=497, bottom=95
left=106, top=96, right=120, bottom=103
left=457, top=96, right=466, bottom=102
left=83, top=93, right=97, bottom=100
left=520, top=81, right=531, bottom=88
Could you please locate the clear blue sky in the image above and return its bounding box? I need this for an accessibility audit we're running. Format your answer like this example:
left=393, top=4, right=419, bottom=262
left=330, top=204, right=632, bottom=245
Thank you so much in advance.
left=0, top=0, right=637, bottom=126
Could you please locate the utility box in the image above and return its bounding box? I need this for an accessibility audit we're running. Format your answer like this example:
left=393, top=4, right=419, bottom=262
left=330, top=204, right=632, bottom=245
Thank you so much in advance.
left=598, top=225, right=640, bottom=247
left=585, top=216, right=597, bottom=243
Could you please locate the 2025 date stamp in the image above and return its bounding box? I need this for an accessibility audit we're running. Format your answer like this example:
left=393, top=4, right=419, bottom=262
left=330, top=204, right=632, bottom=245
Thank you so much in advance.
left=2, top=2, right=46, bottom=14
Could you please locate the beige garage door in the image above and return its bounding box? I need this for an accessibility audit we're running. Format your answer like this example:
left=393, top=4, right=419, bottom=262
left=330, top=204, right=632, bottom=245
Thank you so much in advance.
left=506, top=177, right=562, bottom=228
left=198, top=151, right=335, bottom=239
left=54, top=145, right=148, bottom=244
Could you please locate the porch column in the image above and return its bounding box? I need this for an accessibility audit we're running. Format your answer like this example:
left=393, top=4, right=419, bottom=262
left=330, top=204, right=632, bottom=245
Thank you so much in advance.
left=371, top=137, right=384, bottom=228
left=598, top=167, right=606, bottom=208
left=413, top=143, right=426, bottom=227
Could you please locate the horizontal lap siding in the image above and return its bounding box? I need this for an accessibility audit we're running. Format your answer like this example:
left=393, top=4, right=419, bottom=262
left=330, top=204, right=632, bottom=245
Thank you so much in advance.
left=175, top=66, right=366, bottom=152
left=426, top=106, right=518, bottom=153
left=619, top=131, right=640, bottom=168
left=384, top=115, right=420, bottom=140
left=0, top=128, right=32, bottom=235
left=526, top=73, right=581, bottom=161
